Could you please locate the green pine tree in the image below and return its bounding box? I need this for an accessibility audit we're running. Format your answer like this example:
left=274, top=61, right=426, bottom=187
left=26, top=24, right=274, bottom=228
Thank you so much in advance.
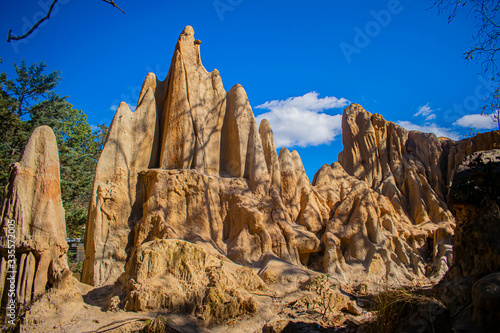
left=0, top=61, right=108, bottom=238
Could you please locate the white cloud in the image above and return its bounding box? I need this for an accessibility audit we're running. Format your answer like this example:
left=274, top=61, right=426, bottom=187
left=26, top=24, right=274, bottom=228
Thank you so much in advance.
left=257, top=91, right=350, bottom=112
left=414, top=103, right=439, bottom=121
left=255, top=92, right=349, bottom=148
left=90, top=124, right=99, bottom=132
left=414, top=103, right=433, bottom=117
left=453, top=114, right=496, bottom=129
left=397, top=121, right=460, bottom=140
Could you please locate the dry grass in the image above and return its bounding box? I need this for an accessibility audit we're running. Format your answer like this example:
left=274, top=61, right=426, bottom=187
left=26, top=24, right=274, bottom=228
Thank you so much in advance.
left=373, top=288, right=451, bottom=333
left=139, top=316, right=181, bottom=333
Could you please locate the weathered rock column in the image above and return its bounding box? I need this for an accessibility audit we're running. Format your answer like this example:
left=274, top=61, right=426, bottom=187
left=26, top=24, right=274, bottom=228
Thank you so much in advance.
left=0, top=126, right=70, bottom=312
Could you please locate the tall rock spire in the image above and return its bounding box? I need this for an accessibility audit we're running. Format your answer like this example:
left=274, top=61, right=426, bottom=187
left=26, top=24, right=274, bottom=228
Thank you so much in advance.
left=0, top=126, right=70, bottom=306
left=83, top=26, right=273, bottom=286
left=82, top=83, right=159, bottom=286
left=159, top=25, right=227, bottom=174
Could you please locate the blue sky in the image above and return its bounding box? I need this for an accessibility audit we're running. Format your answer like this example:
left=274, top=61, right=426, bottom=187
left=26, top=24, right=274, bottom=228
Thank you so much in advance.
left=1, top=0, right=497, bottom=180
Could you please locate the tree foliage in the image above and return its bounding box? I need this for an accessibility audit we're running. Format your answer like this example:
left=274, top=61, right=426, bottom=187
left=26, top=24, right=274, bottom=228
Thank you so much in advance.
left=1, top=60, right=60, bottom=117
left=0, top=61, right=108, bottom=238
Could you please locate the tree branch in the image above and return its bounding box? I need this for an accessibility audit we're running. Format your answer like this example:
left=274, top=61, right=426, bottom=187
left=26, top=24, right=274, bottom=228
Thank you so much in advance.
left=101, top=0, right=125, bottom=14
left=432, top=0, right=499, bottom=79
left=7, top=0, right=59, bottom=42
left=7, top=0, right=125, bottom=43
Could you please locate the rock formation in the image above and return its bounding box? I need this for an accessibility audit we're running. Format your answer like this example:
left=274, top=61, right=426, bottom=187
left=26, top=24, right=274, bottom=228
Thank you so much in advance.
left=314, top=162, right=419, bottom=286
left=338, top=104, right=454, bottom=226
left=80, top=67, right=166, bottom=286
left=82, top=26, right=311, bottom=287
left=82, top=27, right=482, bottom=296
left=337, top=104, right=500, bottom=283
left=3, top=25, right=500, bottom=333
left=0, top=126, right=71, bottom=309
left=436, top=149, right=500, bottom=331
left=447, top=149, right=500, bottom=280
left=115, top=239, right=263, bottom=324
left=338, top=104, right=500, bottom=223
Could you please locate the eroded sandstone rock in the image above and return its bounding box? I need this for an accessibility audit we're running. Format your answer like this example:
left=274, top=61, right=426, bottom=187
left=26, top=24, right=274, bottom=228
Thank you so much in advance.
left=83, top=26, right=273, bottom=286
left=0, top=126, right=71, bottom=308
left=160, top=26, right=226, bottom=175
left=338, top=104, right=453, bottom=226
left=336, top=104, right=465, bottom=283
left=114, top=239, right=263, bottom=324
left=83, top=26, right=499, bottom=298
left=82, top=93, right=159, bottom=286
left=314, top=162, right=432, bottom=287
left=132, top=168, right=320, bottom=269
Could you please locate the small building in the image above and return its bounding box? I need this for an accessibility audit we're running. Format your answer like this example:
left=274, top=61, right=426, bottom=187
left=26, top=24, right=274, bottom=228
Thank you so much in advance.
left=66, top=238, right=85, bottom=262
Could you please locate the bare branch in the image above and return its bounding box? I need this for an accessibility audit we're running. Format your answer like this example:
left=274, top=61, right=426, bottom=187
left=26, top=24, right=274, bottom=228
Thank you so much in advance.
left=7, top=0, right=59, bottom=42
left=431, top=0, right=500, bottom=79
left=7, top=0, right=125, bottom=43
left=101, top=0, right=125, bottom=14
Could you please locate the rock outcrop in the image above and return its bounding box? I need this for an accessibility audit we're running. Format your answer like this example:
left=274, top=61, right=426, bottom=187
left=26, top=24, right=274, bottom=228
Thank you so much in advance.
left=130, top=168, right=319, bottom=270
left=82, top=27, right=478, bottom=295
left=338, top=104, right=500, bottom=223
left=80, top=27, right=500, bottom=324
left=314, top=162, right=418, bottom=286
left=81, top=80, right=163, bottom=286
left=4, top=25, right=500, bottom=333
left=338, top=104, right=454, bottom=226
left=114, top=239, right=263, bottom=324
left=436, top=149, right=500, bottom=332
left=83, top=26, right=308, bottom=287
left=337, top=104, right=500, bottom=283
left=0, top=126, right=71, bottom=309
left=447, top=149, right=500, bottom=280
